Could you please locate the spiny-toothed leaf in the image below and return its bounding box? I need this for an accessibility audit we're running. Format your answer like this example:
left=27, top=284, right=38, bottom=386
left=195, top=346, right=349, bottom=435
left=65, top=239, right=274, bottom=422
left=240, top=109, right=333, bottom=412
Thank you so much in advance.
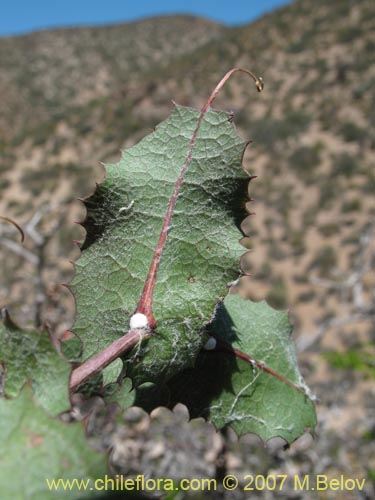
left=0, top=311, right=71, bottom=416
left=161, top=295, right=317, bottom=443
left=0, top=385, right=106, bottom=500
left=71, top=104, right=249, bottom=385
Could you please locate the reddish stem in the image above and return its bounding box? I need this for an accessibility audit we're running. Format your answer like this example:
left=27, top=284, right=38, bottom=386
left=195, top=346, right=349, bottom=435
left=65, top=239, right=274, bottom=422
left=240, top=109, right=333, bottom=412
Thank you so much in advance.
left=69, top=67, right=263, bottom=392
left=135, top=67, right=263, bottom=326
left=213, top=335, right=306, bottom=395
left=69, top=328, right=153, bottom=391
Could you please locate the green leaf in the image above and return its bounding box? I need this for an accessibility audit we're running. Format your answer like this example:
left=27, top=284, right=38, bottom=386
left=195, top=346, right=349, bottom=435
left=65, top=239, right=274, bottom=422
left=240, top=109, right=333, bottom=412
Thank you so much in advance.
left=70, top=97, right=316, bottom=444
left=163, top=295, right=317, bottom=443
left=71, top=104, right=249, bottom=385
left=0, top=385, right=106, bottom=500
left=0, top=311, right=71, bottom=416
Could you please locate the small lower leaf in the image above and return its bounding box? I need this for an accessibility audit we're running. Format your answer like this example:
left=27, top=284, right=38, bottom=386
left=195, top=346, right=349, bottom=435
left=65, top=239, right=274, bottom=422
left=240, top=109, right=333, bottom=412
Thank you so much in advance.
left=0, top=311, right=71, bottom=415
left=148, top=296, right=316, bottom=443
left=0, top=385, right=106, bottom=500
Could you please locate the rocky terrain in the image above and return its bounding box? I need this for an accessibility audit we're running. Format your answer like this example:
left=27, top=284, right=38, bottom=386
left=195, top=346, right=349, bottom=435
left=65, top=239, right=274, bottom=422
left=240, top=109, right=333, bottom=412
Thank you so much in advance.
left=0, top=0, right=374, bottom=498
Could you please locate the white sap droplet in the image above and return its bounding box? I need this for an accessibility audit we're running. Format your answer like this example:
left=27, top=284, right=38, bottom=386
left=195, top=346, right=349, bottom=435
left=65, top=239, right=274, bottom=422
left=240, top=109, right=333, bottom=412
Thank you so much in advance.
left=130, top=313, right=148, bottom=329
left=203, top=337, right=217, bottom=351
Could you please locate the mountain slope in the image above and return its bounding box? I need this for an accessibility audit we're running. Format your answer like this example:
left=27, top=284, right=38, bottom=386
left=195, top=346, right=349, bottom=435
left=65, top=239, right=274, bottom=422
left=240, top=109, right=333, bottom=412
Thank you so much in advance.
left=0, top=15, right=223, bottom=141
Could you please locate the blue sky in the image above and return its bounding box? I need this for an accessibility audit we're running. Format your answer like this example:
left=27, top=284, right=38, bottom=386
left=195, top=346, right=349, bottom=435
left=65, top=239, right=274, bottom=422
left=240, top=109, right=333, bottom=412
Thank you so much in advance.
left=1, top=0, right=292, bottom=37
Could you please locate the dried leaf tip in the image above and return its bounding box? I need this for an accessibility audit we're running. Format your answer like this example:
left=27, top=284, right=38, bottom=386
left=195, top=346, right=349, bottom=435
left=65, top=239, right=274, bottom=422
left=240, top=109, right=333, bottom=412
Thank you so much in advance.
left=206, top=67, right=264, bottom=111
left=235, top=68, right=263, bottom=92
left=255, top=76, right=264, bottom=92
